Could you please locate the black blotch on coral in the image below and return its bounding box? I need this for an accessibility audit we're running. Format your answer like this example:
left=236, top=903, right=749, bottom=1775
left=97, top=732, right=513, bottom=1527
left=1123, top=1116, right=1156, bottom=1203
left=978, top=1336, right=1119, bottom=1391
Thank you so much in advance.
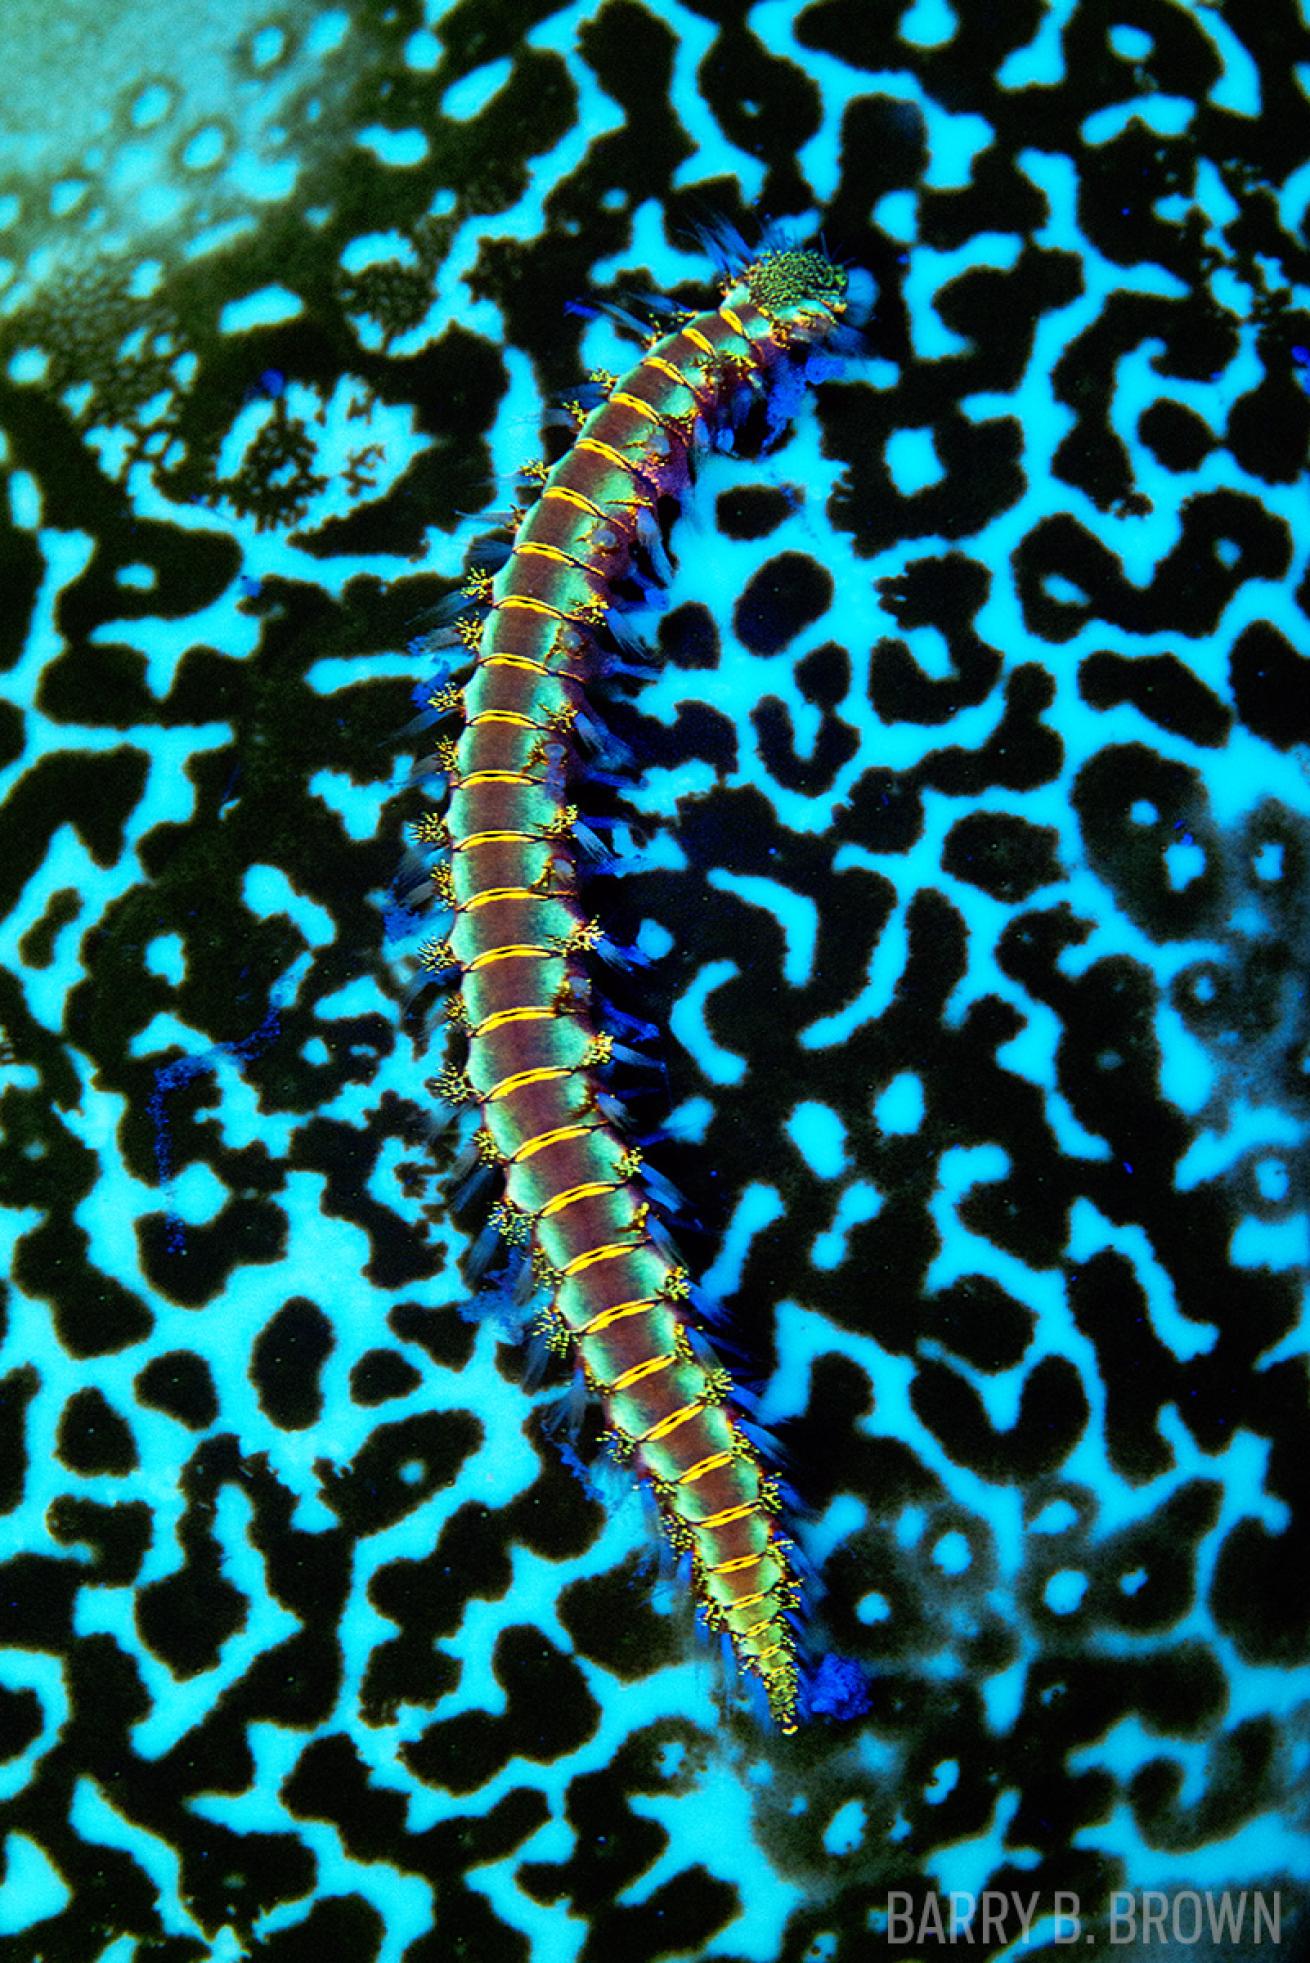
left=1016, top=491, right=1289, bottom=643
left=0, top=1555, right=80, bottom=1647
left=178, top=1815, right=318, bottom=1943
left=0, top=747, right=150, bottom=916
left=1230, top=620, right=1310, bottom=751
left=56, top=1387, right=139, bottom=1475
left=1137, top=399, right=1216, bottom=472
left=752, top=694, right=858, bottom=794
left=519, top=1727, right=737, bottom=1941
left=0, top=1683, right=42, bottom=1762
left=870, top=553, right=1001, bottom=724
left=137, top=1196, right=289, bottom=1308
left=403, top=1627, right=599, bottom=1794
left=657, top=701, right=738, bottom=774
left=698, top=16, right=820, bottom=211
left=250, top=1297, right=333, bottom=1431
left=1227, top=357, right=1310, bottom=487
left=258, top=1895, right=385, bottom=1963
left=657, top=600, right=718, bottom=669
left=388, top=1299, right=475, bottom=1371
left=828, top=379, right=1030, bottom=558
left=1212, top=1518, right=1310, bottom=1667
left=350, top=1347, right=423, bottom=1406
left=913, top=1355, right=1090, bottom=1482
left=581, top=1867, right=740, bottom=1963
left=134, top=1349, right=220, bottom=1431
left=924, top=1275, right=1035, bottom=1374
left=283, top=1732, right=411, bottom=1859
left=926, top=664, right=1062, bottom=795
left=0, top=700, right=21, bottom=770
left=572, top=1, right=686, bottom=220
left=1054, top=955, right=1185, bottom=1171
left=942, top=811, right=1062, bottom=903
left=51, top=517, right=241, bottom=727
left=1071, top=742, right=1223, bottom=941
left=15, top=1215, right=154, bottom=1357
left=47, top=1496, right=152, bottom=1585
left=0, top=1365, right=38, bottom=1512
left=1092, top=1482, right=1221, bottom=1633
left=715, top=483, right=794, bottom=538
left=558, top=1554, right=686, bottom=1681
left=136, top=1549, right=248, bottom=1680
left=17, top=887, right=80, bottom=968
left=796, top=639, right=849, bottom=708
left=318, top=1410, right=482, bottom=1535
left=734, top=551, right=832, bottom=655
left=288, top=1112, right=451, bottom=1289
left=1078, top=650, right=1231, bottom=748
left=841, top=766, right=923, bottom=853
left=1067, top=1253, right=1185, bottom=1481
left=0, top=519, right=43, bottom=676
left=362, top=1500, right=509, bottom=1724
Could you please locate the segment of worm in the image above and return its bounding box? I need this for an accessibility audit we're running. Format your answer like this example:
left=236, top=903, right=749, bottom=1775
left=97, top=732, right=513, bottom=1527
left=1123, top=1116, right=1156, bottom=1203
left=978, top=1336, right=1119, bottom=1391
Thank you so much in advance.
left=425, top=252, right=851, bottom=1729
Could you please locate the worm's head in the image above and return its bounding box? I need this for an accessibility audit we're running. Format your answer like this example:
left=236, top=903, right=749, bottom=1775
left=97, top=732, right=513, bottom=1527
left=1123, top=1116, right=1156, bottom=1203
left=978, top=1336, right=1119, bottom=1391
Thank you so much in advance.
left=736, top=247, right=851, bottom=341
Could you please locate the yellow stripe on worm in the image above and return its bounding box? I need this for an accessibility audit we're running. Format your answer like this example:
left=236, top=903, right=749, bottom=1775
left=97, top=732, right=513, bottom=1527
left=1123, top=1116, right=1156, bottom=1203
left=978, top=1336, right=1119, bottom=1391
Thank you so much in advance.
left=482, top=651, right=550, bottom=674
left=692, top=1501, right=759, bottom=1532
left=542, top=484, right=609, bottom=520
left=640, top=351, right=710, bottom=404
left=643, top=354, right=706, bottom=393
left=575, top=438, right=643, bottom=476
left=511, top=1121, right=596, bottom=1163
left=538, top=1179, right=618, bottom=1220
left=471, top=1005, right=558, bottom=1038
left=609, top=390, right=664, bottom=424
left=638, top=1400, right=703, bottom=1444
left=609, top=1351, right=678, bottom=1394
left=513, top=540, right=605, bottom=577
left=676, top=1449, right=736, bottom=1486
left=497, top=596, right=572, bottom=620
left=453, top=830, right=539, bottom=852
left=578, top=1297, right=657, bottom=1338
left=465, top=942, right=556, bottom=971
left=561, top=1241, right=636, bottom=1278
left=485, top=1065, right=573, bottom=1103
left=709, top=1550, right=767, bottom=1577
left=481, top=651, right=585, bottom=686
left=463, top=886, right=549, bottom=911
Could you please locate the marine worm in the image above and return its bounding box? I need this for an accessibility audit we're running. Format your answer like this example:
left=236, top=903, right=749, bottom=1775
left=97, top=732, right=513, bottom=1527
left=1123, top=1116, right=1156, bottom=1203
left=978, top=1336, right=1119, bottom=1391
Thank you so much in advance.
left=414, top=244, right=865, bottom=1729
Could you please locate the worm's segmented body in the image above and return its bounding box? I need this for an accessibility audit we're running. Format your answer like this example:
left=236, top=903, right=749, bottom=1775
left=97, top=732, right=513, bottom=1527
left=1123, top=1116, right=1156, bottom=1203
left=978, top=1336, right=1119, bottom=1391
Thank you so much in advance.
left=421, top=248, right=855, bottom=1729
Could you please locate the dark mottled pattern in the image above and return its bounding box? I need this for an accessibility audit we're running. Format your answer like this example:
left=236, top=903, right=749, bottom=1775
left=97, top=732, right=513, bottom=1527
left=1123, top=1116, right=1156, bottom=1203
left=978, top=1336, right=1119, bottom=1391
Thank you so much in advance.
left=0, top=1, right=1308, bottom=1958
